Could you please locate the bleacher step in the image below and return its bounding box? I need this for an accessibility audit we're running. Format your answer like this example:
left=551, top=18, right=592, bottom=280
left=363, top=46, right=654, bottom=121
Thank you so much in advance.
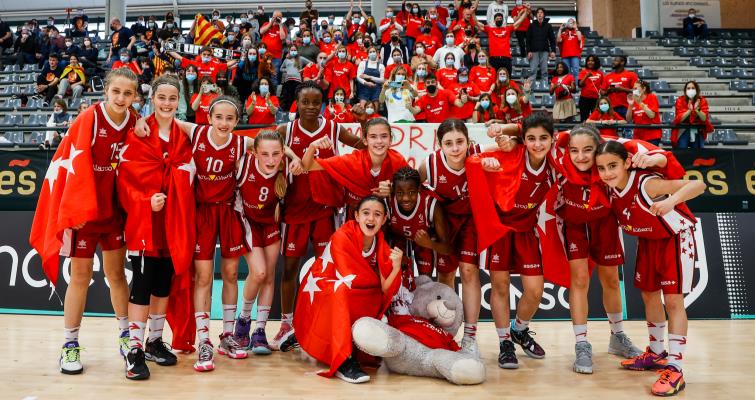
left=636, top=60, right=695, bottom=66
left=669, top=82, right=730, bottom=91
left=652, top=70, right=709, bottom=78
left=707, top=113, right=755, bottom=123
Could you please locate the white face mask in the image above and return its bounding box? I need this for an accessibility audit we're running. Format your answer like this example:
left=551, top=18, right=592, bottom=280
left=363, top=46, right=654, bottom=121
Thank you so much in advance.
left=689, top=13, right=695, bottom=18
left=415, top=47, right=425, bottom=55
left=686, top=88, right=697, bottom=98
left=335, top=95, right=345, bottom=103
left=633, top=88, right=641, bottom=97
left=506, top=94, right=517, bottom=105
left=365, top=107, right=375, bottom=114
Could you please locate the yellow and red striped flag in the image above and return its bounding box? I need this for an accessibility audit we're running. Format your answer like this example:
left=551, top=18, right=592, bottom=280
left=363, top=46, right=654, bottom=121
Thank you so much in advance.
left=193, top=13, right=224, bottom=46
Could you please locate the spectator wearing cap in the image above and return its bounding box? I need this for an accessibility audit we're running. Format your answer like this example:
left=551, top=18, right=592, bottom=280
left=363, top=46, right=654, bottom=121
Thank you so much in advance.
left=379, top=7, right=404, bottom=45
left=69, top=9, right=89, bottom=38
left=526, top=7, right=556, bottom=82
left=683, top=8, right=708, bottom=39
left=381, top=30, right=410, bottom=68
left=107, top=18, right=136, bottom=65
left=36, top=53, right=62, bottom=103
left=260, top=10, right=288, bottom=78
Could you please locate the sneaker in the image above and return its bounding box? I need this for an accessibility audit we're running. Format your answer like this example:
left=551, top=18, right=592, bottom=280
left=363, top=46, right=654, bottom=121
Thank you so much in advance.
left=118, top=330, right=129, bottom=358
left=144, top=337, right=177, bottom=366
left=217, top=332, right=248, bottom=359
left=60, top=341, right=83, bottom=375
left=250, top=328, right=273, bottom=355
left=573, top=342, right=593, bottom=374
left=193, top=340, right=215, bottom=372
left=233, top=317, right=252, bottom=348
left=279, top=331, right=299, bottom=352
left=609, top=332, right=643, bottom=358
left=511, top=327, right=546, bottom=359
left=497, top=340, right=518, bottom=369
left=270, top=323, right=294, bottom=351
left=651, top=366, right=685, bottom=396
left=335, top=357, right=370, bottom=384
left=125, top=347, right=150, bottom=380
left=621, top=347, right=668, bottom=371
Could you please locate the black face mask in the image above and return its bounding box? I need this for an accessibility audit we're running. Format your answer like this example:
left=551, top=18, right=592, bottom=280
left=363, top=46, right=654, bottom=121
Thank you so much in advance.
left=495, top=20, right=503, bottom=27
left=217, top=80, right=228, bottom=87
left=391, top=36, right=399, bottom=43
left=427, top=84, right=437, bottom=93
left=613, top=64, right=622, bottom=70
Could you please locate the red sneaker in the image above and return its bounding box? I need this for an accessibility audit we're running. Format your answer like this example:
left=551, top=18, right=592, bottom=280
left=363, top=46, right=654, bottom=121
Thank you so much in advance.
left=621, top=347, right=668, bottom=371
left=651, top=366, right=685, bottom=396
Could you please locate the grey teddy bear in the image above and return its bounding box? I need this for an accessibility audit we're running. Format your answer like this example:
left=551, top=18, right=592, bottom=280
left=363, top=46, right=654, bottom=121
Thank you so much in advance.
left=352, top=275, right=486, bottom=385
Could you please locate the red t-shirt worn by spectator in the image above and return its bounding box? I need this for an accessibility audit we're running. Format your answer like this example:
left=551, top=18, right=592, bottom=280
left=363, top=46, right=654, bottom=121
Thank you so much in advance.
left=379, top=18, right=403, bottom=44
left=630, top=93, right=661, bottom=141
left=551, top=74, right=575, bottom=100
left=415, top=89, right=456, bottom=123
left=319, top=41, right=337, bottom=56
left=436, top=67, right=458, bottom=89
left=384, top=63, right=413, bottom=79
left=245, top=94, right=280, bottom=125
left=601, top=70, right=638, bottom=109
left=324, top=60, right=357, bottom=98
left=112, top=60, right=140, bottom=75
left=450, top=19, right=473, bottom=45
left=510, top=6, right=530, bottom=32
left=496, top=101, right=532, bottom=124
left=449, top=81, right=480, bottom=120
left=416, top=34, right=440, bottom=56
left=485, top=25, right=515, bottom=58
left=558, top=29, right=584, bottom=58
left=491, top=81, right=521, bottom=107
left=191, top=92, right=219, bottom=125
left=181, top=57, right=228, bottom=82
left=302, top=63, right=322, bottom=80
left=406, top=15, right=424, bottom=38
left=587, top=110, right=624, bottom=139
left=578, top=68, right=604, bottom=99
left=324, top=103, right=356, bottom=123
left=261, top=22, right=286, bottom=59
left=436, top=7, right=449, bottom=25
left=346, top=22, right=367, bottom=38
left=470, top=65, right=495, bottom=92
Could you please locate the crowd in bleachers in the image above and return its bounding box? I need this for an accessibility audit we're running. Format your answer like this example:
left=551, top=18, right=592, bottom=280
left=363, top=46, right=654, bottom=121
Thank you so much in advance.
left=0, top=2, right=752, bottom=149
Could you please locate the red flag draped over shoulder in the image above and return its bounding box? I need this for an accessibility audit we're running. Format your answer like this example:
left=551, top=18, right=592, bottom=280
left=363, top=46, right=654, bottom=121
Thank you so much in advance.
left=309, top=149, right=408, bottom=207
left=293, top=220, right=400, bottom=377
left=116, top=115, right=197, bottom=351
left=30, top=106, right=98, bottom=288
left=536, top=183, right=571, bottom=287
left=465, top=146, right=526, bottom=252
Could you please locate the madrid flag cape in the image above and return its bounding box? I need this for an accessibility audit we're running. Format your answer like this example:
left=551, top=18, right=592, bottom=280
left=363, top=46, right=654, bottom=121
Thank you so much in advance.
left=30, top=105, right=99, bottom=288
left=293, top=220, right=401, bottom=377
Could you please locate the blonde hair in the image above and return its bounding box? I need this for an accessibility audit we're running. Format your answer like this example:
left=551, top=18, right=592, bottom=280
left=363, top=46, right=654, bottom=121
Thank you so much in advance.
left=104, top=67, right=139, bottom=91
left=150, top=74, right=181, bottom=94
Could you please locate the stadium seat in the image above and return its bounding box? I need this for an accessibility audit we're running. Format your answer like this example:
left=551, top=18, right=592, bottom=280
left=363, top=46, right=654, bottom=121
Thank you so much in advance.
left=661, top=129, right=672, bottom=146
left=691, top=57, right=715, bottom=68
left=645, top=30, right=661, bottom=39
left=711, top=67, right=735, bottom=79
left=734, top=69, right=755, bottom=79
left=720, top=129, right=748, bottom=145
left=736, top=58, right=754, bottom=68
left=68, top=98, right=83, bottom=110
left=658, top=96, right=674, bottom=108
left=27, top=131, right=45, bottom=145
left=541, top=94, right=555, bottom=108
left=6, top=132, right=23, bottom=143
left=706, top=130, right=722, bottom=145
left=714, top=57, right=736, bottom=67
left=636, top=68, right=657, bottom=80
left=650, top=80, right=673, bottom=93
left=532, top=80, right=550, bottom=93
left=26, top=114, right=48, bottom=127
left=700, top=48, right=717, bottom=57
left=661, top=111, right=674, bottom=124
left=674, top=47, right=697, bottom=57
left=609, top=48, right=624, bottom=56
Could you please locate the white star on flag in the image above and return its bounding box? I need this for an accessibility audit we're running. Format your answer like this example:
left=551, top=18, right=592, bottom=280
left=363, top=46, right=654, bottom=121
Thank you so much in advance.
left=319, top=242, right=333, bottom=273
left=44, top=158, right=63, bottom=193
left=537, top=200, right=555, bottom=233
left=330, top=270, right=356, bottom=292
left=302, top=273, right=323, bottom=304
left=61, top=144, right=83, bottom=176
left=44, top=144, right=83, bottom=193
left=118, top=144, right=129, bottom=164
left=178, top=160, right=196, bottom=186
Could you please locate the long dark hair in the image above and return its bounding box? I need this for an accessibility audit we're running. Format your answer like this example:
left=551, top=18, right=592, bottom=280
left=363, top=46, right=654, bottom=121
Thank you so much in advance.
left=436, top=118, right=469, bottom=142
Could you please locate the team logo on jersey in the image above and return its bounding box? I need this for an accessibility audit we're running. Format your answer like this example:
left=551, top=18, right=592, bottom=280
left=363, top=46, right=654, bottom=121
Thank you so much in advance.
left=111, top=162, right=118, bottom=170
left=438, top=175, right=447, bottom=184
left=521, top=172, right=528, bottom=181
left=287, top=243, right=296, bottom=251
left=230, top=147, right=236, bottom=157
left=98, top=128, right=107, bottom=137
left=583, top=203, right=590, bottom=209
left=77, top=240, right=87, bottom=249
left=258, top=203, right=264, bottom=209
left=293, top=136, right=301, bottom=145
left=569, top=242, right=578, bottom=252
left=492, top=254, right=500, bottom=263
left=527, top=203, right=535, bottom=209
left=198, top=143, right=206, bottom=151
left=195, top=244, right=201, bottom=253
left=418, top=214, right=425, bottom=223
left=391, top=216, right=397, bottom=224
left=209, top=175, right=216, bottom=181
left=635, top=272, right=641, bottom=282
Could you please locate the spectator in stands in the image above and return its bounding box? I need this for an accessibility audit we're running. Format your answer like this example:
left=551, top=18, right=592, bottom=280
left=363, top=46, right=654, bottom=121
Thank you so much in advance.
left=112, top=48, right=141, bottom=74
left=192, top=76, right=221, bottom=124
left=381, top=30, right=410, bottom=68
left=324, top=45, right=357, bottom=100
left=526, top=7, right=556, bottom=82
left=77, top=100, right=90, bottom=114
left=224, top=32, right=241, bottom=51
left=345, top=1, right=370, bottom=43
left=415, top=20, right=442, bottom=58
left=254, top=6, right=270, bottom=30
left=365, top=16, right=378, bottom=43
left=450, top=8, right=479, bottom=46
left=301, top=51, right=326, bottom=87
left=385, top=47, right=412, bottom=78
left=411, top=42, right=437, bottom=72
left=472, top=92, right=497, bottom=123
left=379, top=7, right=404, bottom=45
left=14, top=27, right=39, bottom=67
left=357, top=46, right=385, bottom=107
left=77, top=37, right=98, bottom=73
left=244, top=77, right=279, bottom=125
left=625, top=80, right=661, bottom=145
left=179, top=65, right=199, bottom=121
left=347, top=32, right=370, bottom=63
left=138, top=56, right=154, bottom=92
left=470, top=50, right=495, bottom=93
left=436, top=53, right=459, bottom=88
left=36, top=53, right=61, bottom=103
left=495, top=87, right=532, bottom=124
left=485, top=10, right=528, bottom=77
left=108, top=18, right=135, bottom=65
left=434, top=31, right=465, bottom=69
left=601, top=55, right=638, bottom=118
left=449, top=67, right=480, bottom=121
left=577, top=54, right=603, bottom=122
left=44, top=98, right=71, bottom=149
left=557, top=17, right=583, bottom=82
left=586, top=96, right=626, bottom=139
left=403, top=3, right=424, bottom=58
left=210, top=10, right=225, bottom=32
left=0, top=17, right=12, bottom=52
left=490, top=67, right=521, bottom=108
left=258, top=53, right=278, bottom=89
left=131, top=16, right=148, bottom=36
left=260, top=10, right=288, bottom=75
left=408, top=73, right=454, bottom=122
left=462, top=33, right=483, bottom=69
left=281, top=44, right=304, bottom=111
left=380, top=65, right=417, bottom=123
left=325, top=87, right=356, bottom=123
left=57, top=54, right=86, bottom=100
left=217, top=73, right=239, bottom=100
left=454, top=0, right=480, bottom=23
left=168, top=46, right=238, bottom=83
left=60, top=37, right=80, bottom=61
left=163, top=12, right=177, bottom=32
left=510, top=1, right=531, bottom=57
left=301, top=0, right=320, bottom=26
left=551, top=61, right=577, bottom=122
left=133, top=93, right=149, bottom=117
left=672, top=80, right=713, bottom=149
left=683, top=9, right=708, bottom=40
left=298, top=30, right=320, bottom=64
left=486, top=0, right=508, bottom=29
left=69, top=9, right=89, bottom=38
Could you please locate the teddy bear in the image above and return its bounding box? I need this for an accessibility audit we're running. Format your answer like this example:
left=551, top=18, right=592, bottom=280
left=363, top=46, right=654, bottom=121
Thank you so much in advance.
left=351, top=275, right=486, bottom=385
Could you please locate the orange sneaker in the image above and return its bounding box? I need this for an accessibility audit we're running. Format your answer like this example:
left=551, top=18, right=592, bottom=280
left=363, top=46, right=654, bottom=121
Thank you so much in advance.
left=651, top=367, right=685, bottom=396
left=621, top=347, right=668, bottom=371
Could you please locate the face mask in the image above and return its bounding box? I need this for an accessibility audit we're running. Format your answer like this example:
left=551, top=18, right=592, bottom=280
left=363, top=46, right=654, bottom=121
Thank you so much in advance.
left=149, top=22, right=156, bottom=28
left=137, top=20, right=144, bottom=25
left=427, top=84, right=437, bottom=93
left=258, top=47, right=267, bottom=55
left=416, top=47, right=425, bottom=55
left=459, top=76, right=468, bottom=83
left=120, top=56, right=129, bottom=63
left=213, top=15, right=219, bottom=20
left=480, top=100, right=490, bottom=109
left=445, top=59, right=454, bottom=67
left=186, top=73, right=197, bottom=81
left=599, top=103, right=609, bottom=113
left=329, top=18, right=335, bottom=24
left=53, top=109, right=62, bottom=115
left=259, top=84, right=269, bottom=95
left=689, top=14, right=695, bottom=18
left=417, top=69, right=427, bottom=78
left=364, top=41, right=372, bottom=47
left=228, top=35, right=235, bottom=41
left=48, top=20, right=54, bottom=25
left=248, top=54, right=257, bottom=62
left=334, top=36, right=343, bottom=43
left=366, top=53, right=376, bottom=61
left=323, top=37, right=332, bottom=43
left=686, top=88, right=697, bottom=98
left=241, top=18, right=248, bottom=23
left=435, top=0, right=441, bottom=6
left=166, top=23, right=174, bottom=29
left=495, top=20, right=503, bottom=27
left=430, top=14, right=438, bottom=19
left=132, top=103, right=142, bottom=112
left=65, top=41, right=72, bottom=47
left=290, top=50, right=298, bottom=57
left=633, top=89, right=641, bottom=97
left=393, top=55, right=402, bottom=64
left=445, top=37, right=454, bottom=46
left=412, top=8, right=419, bottom=13
left=516, top=0, right=522, bottom=5
left=338, top=51, right=347, bottom=59
left=478, top=57, right=487, bottom=65
left=303, top=36, right=311, bottom=45
left=365, top=107, right=375, bottom=115
left=386, top=11, right=394, bottom=18
left=202, top=56, right=211, bottom=63
left=243, top=39, right=252, bottom=46
left=395, top=75, right=405, bottom=83
left=353, top=18, right=360, bottom=24
left=506, top=94, right=517, bottom=105
left=233, top=26, right=240, bottom=32
left=391, top=36, right=399, bottom=43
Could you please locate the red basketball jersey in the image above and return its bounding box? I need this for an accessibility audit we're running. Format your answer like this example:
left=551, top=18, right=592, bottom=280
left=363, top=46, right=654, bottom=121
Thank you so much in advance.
left=237, top=152, right=279, bottom=224
left=498, top=155, right=553, bottom=232
left=424, top=144, right=481, bottom=216
left=283, top=118, right=340, bottom=224
left=191, top=125, right=245, bottom=204
left=388, top=190, right=437, bottom=244
left=557, top=178, right=611, bottom=224
left=610, top=170, right=696, bottom=239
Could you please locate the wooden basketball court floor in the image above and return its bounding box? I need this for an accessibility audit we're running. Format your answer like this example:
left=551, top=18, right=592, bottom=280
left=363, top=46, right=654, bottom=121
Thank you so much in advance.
left=3, top=315, right=752, bottom=399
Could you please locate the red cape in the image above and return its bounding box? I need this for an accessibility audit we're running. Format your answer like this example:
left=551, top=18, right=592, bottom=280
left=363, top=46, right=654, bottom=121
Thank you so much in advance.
left=671, top=96, right=714, bottom=148
left=293, top=220, right=401, bottom=377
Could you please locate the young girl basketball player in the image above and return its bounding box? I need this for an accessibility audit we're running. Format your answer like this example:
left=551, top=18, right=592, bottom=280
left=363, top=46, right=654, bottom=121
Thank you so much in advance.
left=596, top=141, right=705, bottom=397
left=233, top=131, right=288, bottom=355
left=49, top=68, right=138, bottom=375
left=273, top=80, right=365, bottom=349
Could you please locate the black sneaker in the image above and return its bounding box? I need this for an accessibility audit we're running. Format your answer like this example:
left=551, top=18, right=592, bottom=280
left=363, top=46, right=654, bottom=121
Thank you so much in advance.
left=511, top=327, right=546, bottom=359
left=279, top=332, right=300, bottom=353
left=125, top=347, right=150, bottom=380
left=335, top=357, right=370, bottom=384
left=498, top=340, right=519, bottom=369
left=144, top=337, right=178, bottom=366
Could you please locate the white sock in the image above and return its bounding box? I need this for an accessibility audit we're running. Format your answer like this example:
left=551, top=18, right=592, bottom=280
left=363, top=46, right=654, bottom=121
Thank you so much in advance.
left=129, top=321, right=146, bottom=349
left=648, top=321, right=667, bottom=354
left=463, top=323, right=477, bottom=341
left=667, top=334, right=687, bottom=371
left=240, top=299, right=254, bottom=320
left=195, top=311, right=211, bottom=343
left=222, top=304, right=236, bottom=334
left=256, top=305, right=271, bottom=330
left=513, top=316, right=530, bottom=332
left=64, top=326, right=80, bottom=343
left=573, top=324, right=588, bottom=343
left=147, top=314, right=166, bottom=341
left=116, top=315, right=128, bottom=334
left=496, top=326, right=511, bottom=342
left=282, top=312, right=293, bottom=327
left=607, top=313, right=624, bottom=334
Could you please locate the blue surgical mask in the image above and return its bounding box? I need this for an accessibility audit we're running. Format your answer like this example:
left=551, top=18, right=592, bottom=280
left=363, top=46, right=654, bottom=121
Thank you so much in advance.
left=337, top=51, right=346, bottom=59
left=365, top=107, right=375, bottom=114
left=259, top=84, right=269, bottom=95
left=186, top=73, right=197, bottom=81
left=445, top=59, right=454, bottom=67
left=599, top=103, right=610, bottom=113
left=417, top=69, right=427, bottom=78
left=133, top=103, right=142, bottom=111
left=258, top=47, right=267, bottom=55
left=480, top=100, right=490, bottom=109
left=290, top=50, right=298, bottom=57
left=323, top=37, right=332, bottom=44
left=202, top=56, right=211, bottom=63
left=120, top=55, right=129, bottom=63
left=248, top=54, right=257, bottom=62
left=386, top=11, right=394, bottom=18
left=303, top=36, right=311, bottom=45
left=368, top=53, right=377, bottom=61
left=445, top=37, right=454, bottom=46
left=459, top=76, right=468, bottom=83
left=395, top=75, right=405, bottom=83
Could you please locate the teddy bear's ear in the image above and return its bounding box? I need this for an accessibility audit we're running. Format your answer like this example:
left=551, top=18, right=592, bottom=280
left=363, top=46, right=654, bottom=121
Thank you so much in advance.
left=415, top=275, right=433, bottom=286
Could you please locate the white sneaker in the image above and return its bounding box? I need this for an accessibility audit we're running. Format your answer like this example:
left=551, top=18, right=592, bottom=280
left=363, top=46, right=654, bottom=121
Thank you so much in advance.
left=218, top=333, right=248, bottom=359
left=460, top=337, right=481, bottom=359
left=193, top=340, right=215, bottom=372
left=60, top=341, right=83, bottom=375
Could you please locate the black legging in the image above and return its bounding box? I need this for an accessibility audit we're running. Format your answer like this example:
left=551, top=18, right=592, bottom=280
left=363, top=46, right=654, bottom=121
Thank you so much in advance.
left=128, top=255, right=175, bottom=306
left=578, top=96, right=598, bottom=122
left=515, top=31, right=527, bottom=56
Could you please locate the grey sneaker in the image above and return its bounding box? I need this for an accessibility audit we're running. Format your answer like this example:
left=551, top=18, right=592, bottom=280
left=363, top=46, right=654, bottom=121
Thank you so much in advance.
left=608, top=332, right=643, bottom=358
left=573, top=342, right=593, bottom=374
left=460, top=338, right=481, bottom=359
